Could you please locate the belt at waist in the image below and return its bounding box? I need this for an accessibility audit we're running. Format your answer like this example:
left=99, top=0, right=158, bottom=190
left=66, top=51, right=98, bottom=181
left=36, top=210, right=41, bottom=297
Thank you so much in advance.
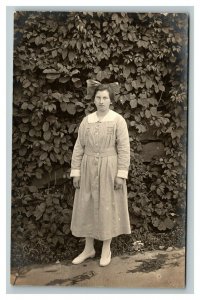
left=85, top=148, right=117, bottom=157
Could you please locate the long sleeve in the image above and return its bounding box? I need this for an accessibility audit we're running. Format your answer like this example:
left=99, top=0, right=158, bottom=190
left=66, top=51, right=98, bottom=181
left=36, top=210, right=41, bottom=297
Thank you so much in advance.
left=70, top=118, right=86, bottom=177
left=116, top=116, right=130, bottom=179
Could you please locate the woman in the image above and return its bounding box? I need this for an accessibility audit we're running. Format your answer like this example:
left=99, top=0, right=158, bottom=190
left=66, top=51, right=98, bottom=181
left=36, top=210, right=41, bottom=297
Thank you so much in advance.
left=70, top=81, right=131, bottom=267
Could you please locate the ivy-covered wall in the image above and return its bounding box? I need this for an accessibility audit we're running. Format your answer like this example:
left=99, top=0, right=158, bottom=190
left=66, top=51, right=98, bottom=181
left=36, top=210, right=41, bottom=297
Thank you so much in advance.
left=12, top=11, right=188, bottom=265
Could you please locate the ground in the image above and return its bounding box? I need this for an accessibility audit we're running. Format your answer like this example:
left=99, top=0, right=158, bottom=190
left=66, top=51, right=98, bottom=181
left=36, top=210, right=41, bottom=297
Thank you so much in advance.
left=10, top=247, right=185, bottom=289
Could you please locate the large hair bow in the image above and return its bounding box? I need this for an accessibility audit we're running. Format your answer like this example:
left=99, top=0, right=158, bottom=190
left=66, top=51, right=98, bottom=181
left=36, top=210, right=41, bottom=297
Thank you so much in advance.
left=86, top=79, right=120, bottom=98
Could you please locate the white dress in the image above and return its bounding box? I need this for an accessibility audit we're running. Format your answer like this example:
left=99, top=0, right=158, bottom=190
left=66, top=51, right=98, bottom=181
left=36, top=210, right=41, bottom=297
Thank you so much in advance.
left=70, top=109, right=131, bottom=240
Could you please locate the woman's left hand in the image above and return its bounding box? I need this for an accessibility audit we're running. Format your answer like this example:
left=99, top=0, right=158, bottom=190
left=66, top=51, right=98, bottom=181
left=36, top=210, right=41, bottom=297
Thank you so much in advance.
left=114, top=177, right=124, bottom=190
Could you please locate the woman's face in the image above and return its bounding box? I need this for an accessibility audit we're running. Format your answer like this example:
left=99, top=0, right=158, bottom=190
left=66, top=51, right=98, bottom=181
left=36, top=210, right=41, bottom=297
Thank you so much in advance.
left=94, top=90, right=111, bottom=113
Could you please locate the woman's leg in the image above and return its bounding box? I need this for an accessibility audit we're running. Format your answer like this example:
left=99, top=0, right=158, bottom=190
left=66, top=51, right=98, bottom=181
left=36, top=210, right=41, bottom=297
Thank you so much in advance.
left=101, top=238, right=112, bottom=257
left=72, top=237, right=95, bottom=264
left=84, top=237, right=95, bottom=252
left=100, top=238, right=112, bottom=266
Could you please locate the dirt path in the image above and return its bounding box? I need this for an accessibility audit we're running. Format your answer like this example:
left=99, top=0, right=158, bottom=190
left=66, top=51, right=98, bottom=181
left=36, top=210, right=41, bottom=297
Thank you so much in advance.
left=10, top=247, right=185, bottom=288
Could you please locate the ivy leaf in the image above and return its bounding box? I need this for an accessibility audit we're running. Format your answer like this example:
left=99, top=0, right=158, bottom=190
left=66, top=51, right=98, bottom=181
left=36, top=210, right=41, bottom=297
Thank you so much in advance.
left=154, top=83, right=159, bottom=93
left=19, top=148, right=27, bottom=156
left=59, top=77, right=70, bottom=83
left=72, top=78, right=82, bottom=88
left=21, top=102, right=28, bottom=110
left=149, top=97, right=158, bottom=105
left=21, top=134, right=26, bottom=143
left=164, top=217, right=174, bottom=229
left=19, top=124, right=29, bottom=132
left=71, top=69, right=80, bottom=76
left=46, top=115, right=57, bottom=123
left=54, top=137, right=61, bottom=145
left=60, top=102, right=68, bottom=112
left=145, top=109, right=151, bottom=118
left=40, top=152, right=48, bottom=160
left=125, top=83, right=132, bottom=92
left=43, top=131, right=51, bottom=141
left=150, top=107, right=158, bottom=116
left=146, top=79, right=153, bottom=89
left=152, top=217, right=159, bottom=227
left=42, top=122, right=49, bottom=132
left=111, top=13, right=120, bottom=23
left=29, top=185, right=38, bottom=193
left=136, top=124, right=147, bottom=133
left=138, top=98, right=148, bottom=107
left=52, top=236, right=58, bottom=245
left=66, top=103, right=76, bottom=115
left=101, top=42, right=107, bottom=49
left=35, top=171, right=42, bottom=179
left=52, top=92, right=62, bottom=100
left=158, top=221, right=166, bottom=231
left=63, top=224, right=70, bottom=234
left=96, top=70, right=107, bottom=82
left=62, top=48, right=68, bottom=60
left=28, top=104, right=34, bottom=111
left=123, top=66, right=131, bottom=78
left=22, top=117, right=29, bottom=123
left=62, top=144, right=69, bottom=150
left=69, top=39, right=76, bottom=48
left=68, top=124, right=77, bottom=134
left=53, top=198, right=60, bottom=205
left=50, top=152, right=57, bottom=162
left=128, top=33, right=134, bottom=41
left=43, top=69, right=59, bottom=74
left=119, top=96, right=126, bottom=104
left=75, top=101, right=85, bottom=108
left=45, top=104, right=56, bottom=112
left=34, top=203, right=46, bottom=220
left=150, top=185, right=156, bottom=191
left=52, top=50, right=57, bottom=58
left=46, top=74, right=60, bottom=80
left=171, top=128, right=184, bottom=139
left=130, top=99, right=137, bottom=108
left=23, top=80, right=31, bottom=88
left=76, top=40, right=81, bottom=51
left=35, top=36, right=43, bottom=45
left=29, top=129, right=35, bottom=137
left=68, top=51, right=76, bottom=62
left=158, top=81, right=165, bottom=91
left=137, top=40, right=149, bottom=48
left=170, top=56, right=176, bottom=63
left=160, top=117, right=170, bottom=125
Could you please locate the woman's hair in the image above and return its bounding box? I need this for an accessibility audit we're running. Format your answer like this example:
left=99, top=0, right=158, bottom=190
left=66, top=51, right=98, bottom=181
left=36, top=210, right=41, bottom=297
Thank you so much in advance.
left=93, top=84, right=115, bottom=102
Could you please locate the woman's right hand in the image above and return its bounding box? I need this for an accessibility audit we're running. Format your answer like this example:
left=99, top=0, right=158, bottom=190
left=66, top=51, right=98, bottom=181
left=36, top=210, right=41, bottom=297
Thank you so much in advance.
left=73, top=176, right=81, bottom=189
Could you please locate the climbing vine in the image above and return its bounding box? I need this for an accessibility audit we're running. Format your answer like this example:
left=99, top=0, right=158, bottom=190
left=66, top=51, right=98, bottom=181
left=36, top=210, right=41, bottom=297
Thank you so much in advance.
left=12, top=11, right=188, bottom=265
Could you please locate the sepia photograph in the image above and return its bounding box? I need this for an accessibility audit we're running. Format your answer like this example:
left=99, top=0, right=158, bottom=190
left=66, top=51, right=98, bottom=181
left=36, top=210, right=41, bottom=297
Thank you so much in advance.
left=10, top=9, right=188, bottom=288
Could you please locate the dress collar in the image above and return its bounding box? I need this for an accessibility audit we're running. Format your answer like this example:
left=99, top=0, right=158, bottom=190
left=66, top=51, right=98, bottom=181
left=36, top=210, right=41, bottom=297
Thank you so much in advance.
left=87, top=110, right=117, bottom=123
